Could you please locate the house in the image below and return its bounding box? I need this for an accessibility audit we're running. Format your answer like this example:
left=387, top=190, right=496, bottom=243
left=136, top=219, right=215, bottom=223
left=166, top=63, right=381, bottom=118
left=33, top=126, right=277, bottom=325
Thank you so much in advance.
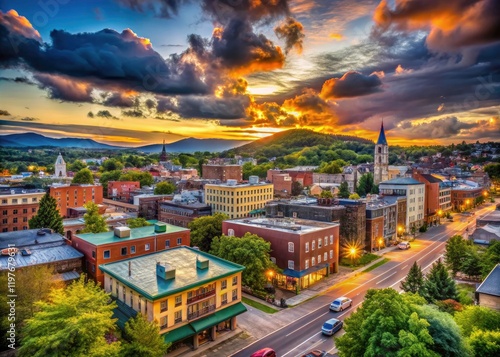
left=100, top=246, right=246, bottom=351
left=476, top=264, right=500, bottom=311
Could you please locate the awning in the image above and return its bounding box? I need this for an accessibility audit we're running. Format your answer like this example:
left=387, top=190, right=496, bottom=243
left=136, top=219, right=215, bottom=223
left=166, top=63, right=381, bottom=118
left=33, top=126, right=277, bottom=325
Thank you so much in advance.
left=190, top=302, right=247, bottom=333
left=249, top=209, right=265, bottom=215
left=283, top=263, right=329, bottom=278
left=163, top=324, right=196, bottom=343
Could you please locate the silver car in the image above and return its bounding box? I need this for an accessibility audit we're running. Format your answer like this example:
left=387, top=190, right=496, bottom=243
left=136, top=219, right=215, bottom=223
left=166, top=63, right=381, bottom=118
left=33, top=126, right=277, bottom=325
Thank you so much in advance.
left=329, top=297, right=352, bottom=312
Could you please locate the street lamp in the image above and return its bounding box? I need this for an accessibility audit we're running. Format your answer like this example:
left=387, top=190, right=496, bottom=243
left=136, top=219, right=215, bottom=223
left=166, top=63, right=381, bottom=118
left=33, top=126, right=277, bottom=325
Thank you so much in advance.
left=398, top=225, right=403, bottom=239
left=437, top=209, right=443, bottom=224
left=349, top=247, right=357, bottom=266
left=465, top=199, right=470, bottom=210
left=378, top=238, right=383, bottom=251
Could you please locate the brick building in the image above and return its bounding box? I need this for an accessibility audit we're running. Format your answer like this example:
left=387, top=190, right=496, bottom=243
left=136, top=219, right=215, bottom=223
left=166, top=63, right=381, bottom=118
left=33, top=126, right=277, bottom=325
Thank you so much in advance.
left=0, top=189, right=45, bottom=232
left=72, top=222, right=190, bottom=286
left=108, top=181, right=140, bottom=202
left=49, top=184, right=103, bottom=218
left=202, top=165, right=242, bottom=182
left=158, top=200, right=211, bottom=228
left=412, top=172, right=444, bottom=225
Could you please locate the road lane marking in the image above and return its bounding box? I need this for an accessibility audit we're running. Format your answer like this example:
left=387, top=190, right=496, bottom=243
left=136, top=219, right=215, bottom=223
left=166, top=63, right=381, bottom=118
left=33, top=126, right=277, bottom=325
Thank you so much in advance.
left=376, top=272, right=397, bottom=285
left=281, top=332, right=322, bottom=357
left=402, top=265, right=408, bottom=270
left=285, top=311, right=329, bottom=337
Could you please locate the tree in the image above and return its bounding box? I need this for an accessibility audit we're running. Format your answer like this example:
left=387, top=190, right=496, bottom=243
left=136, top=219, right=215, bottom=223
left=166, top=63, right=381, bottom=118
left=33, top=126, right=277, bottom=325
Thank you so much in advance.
left=338, top=181, right=350, bottom=198
left=481, top=241, right=500, bottom=278
left=291, top=181, right=303, bottom=196
left=460, top=247, right=482, bottom=279
left=454, top=305, right=500, bottom=337
left=99, top=169, right=122, bottom=196
left=484, top=163, right=500, bottom=190
left=72, top=168, right=94, bottom=184
left=68, top=160, right=87, bottom=172
left=320, top=189, right=333, bottom=198
left=18, top=276, right=120, bottom=357
left=119, top=171, right=154, bottom=187
left=126, top=217, right=151, bottom=228
left=468, top=329, right=500, bottom=357
left=348, top=193, right=360, bottom=200
left=397, top=312, right=439, bottom=357
left=122, top=314, right=169, bottom=357
left=421, top=259, right=458, bottom=303
left=401, top=261, right=425, bottom=294
left=154, top=181, right=176, bottom=195
left=101, top=158, right=124, bottom=172
left=444, top=235, right=470, bottom=276
left=28, top=193, right=63, bottom=234
left=210, top=233, right=276, bottom=291
left=188, top=213, right=228, bottom=252
left=356, top=173, right=376, bottom=197
left=81, top=201, right=108, bottom=233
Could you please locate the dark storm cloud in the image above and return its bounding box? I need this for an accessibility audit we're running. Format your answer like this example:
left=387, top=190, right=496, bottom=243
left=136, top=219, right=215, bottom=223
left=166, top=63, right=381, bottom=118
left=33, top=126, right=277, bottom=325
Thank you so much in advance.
left=115, top=0, right=187, bottom=18
left=34, top=73, right=93, bottom=102
left=395, top=117, right=479, bottom=139
left=275, top=17, right=305, bottom=54
left=320, top=71, right=383, bottom=99
left=103, top=92, right=136, bottom=107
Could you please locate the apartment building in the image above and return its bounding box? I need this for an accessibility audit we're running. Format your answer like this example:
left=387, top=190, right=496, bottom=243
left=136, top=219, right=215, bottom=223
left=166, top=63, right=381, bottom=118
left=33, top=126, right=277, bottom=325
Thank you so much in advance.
left=72, top=222, right=190, bottom=285
left=158, top=200, right=211, bottom=228
left=0, top=189, right=45, bottom=232
left=49, top=184, right=103, bottom=217
left=201, top=164, right=242, bottom=182
left=108, top=181, right=140, bottom=202
left=100, top=246, right=246, bottom=350
left=204, top=179, right=273, bottom=219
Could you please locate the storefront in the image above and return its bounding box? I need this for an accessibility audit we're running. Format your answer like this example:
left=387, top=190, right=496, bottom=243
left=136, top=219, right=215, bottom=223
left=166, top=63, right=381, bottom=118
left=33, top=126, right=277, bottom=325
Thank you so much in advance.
left=278, top=263, right=330, bottom=292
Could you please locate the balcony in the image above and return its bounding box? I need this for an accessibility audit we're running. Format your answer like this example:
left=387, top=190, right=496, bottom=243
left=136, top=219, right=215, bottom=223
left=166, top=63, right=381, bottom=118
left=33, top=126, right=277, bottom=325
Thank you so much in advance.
left=186, top=289, right=215, bottom=304
left=187, top=304, right=216, bottom=320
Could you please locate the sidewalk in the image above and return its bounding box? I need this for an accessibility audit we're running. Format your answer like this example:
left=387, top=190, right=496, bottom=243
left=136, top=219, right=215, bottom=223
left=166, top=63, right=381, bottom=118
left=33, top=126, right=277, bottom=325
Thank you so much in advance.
left=183, top=244, right=399, bottom=357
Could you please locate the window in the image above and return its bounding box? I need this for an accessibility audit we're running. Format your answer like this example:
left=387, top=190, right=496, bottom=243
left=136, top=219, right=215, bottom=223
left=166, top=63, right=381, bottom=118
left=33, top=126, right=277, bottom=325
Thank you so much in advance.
left=160, top=300, right=168, bottom=312
left=2, top=210, right=6, bottom=215
left=305, top=259, right=309, bottom=269
left=32, top=208, right=36, bottom=213
left=175, top=310, right=182, bottom=323
left=2, top=228, right=7, bottom=232
left=305, top=242, right=309, bottom=253
left=130, top=245, right=136, bottom=254
left=104, top=250, right=110, bottom=259
left=324, top=252, right=328, bottom=261
left=22, top=198, right=27, bottom=203
left=165, top=240, right=170, bottom=248
left=22, top=217, right=27, bottom=222
left=292, top=212, right=297, bottom=218
left=13, top=227, right=18, bottom=231
left=115, top=283, right=118, bottom=296
left=160, top=316, right=167, bottom=329
left=232, top=276, right=238, bottom=286
left=221, top=292, right=228, bottom=305
left=177, top=237, right=182, bottom=245
left=13, top=210, right=18, bottom=215
left=23, top=208, right=27, bottom=214
left=12, top=199, right=17, bottom=204
left=138, top=298, right=142, bottom=311
left=145, top=243, right=150, bottom=251
left=175, top=295, right=182, bottom=307
left=13, top=218, right=17, bottom=223
left=288, top=242, right=294, bottom=253
left=288, top=260, right=294, bottom=269
left=221, top=280, right=227, bottom=289
left=122, top=288, right=126, bottom=301
left=23, top=226, right=27, bottom=230
left=330, top=250, right=333, bottom=259
left=318, top=255, right=321, bottom=264
left=121, top=247, right=127, bottom=256
left=2, top=219, right=6, bottom=224
left=32, top=198, right=37, bottom=202
left=1, top=199, right=6, bottom=204
left=318, top=239, right=322, bottom=248
left=324, top=237, right=328, bottom=246
left=312, top=257, right=316, bottom=266
left=130, top=292, right=133, bottom=306
left=232, top=289, right=237, bottom=300
left=91, top=251, right=96, bottom=259
left=330, top=235, right=333, bottom=244
left=312, top=240, right=315, bottom=250
left=228, top=229, right=234, bottom=236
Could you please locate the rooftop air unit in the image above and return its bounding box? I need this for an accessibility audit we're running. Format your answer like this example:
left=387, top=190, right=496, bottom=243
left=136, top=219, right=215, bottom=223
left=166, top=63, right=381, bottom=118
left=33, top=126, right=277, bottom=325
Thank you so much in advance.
left=114, top=226, right=131, bottom=238
left=249, top=176, right=259, bottom=184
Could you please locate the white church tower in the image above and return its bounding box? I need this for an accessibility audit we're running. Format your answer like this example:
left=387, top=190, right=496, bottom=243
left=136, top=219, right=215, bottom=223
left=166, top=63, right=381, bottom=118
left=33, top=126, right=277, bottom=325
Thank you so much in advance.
left=373, top=122, right=389, bottom=185
left=55, top=152, right=67, bottom=177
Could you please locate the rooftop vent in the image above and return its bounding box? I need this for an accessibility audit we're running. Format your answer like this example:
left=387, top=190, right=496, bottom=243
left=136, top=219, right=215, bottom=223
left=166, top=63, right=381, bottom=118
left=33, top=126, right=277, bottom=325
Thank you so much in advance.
left=196, top=256, right=209, bottom=270
left=156, top=262, right=175, bottom=280
left=154, top=223, right=167, bottom=233
left=249, top=176, right=259, bottom=184
left=114, top=226, right=131, bottom=238
left=227, top=179, right=237, bottom=186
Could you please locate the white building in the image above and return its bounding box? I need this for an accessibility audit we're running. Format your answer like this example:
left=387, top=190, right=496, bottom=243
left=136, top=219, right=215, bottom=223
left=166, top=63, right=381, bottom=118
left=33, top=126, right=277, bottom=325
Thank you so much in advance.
left=54, top=153, right=67, bottom=178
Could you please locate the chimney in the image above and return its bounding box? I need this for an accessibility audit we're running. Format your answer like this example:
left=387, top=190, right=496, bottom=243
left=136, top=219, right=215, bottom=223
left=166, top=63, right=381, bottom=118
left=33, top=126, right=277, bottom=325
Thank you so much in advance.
left=128, top=261, right=131, bottom=277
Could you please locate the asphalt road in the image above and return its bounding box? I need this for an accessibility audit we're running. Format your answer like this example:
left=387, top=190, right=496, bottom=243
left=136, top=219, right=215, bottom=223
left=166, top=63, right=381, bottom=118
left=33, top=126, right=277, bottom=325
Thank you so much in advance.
left=232, top=203, right=496, bottom=357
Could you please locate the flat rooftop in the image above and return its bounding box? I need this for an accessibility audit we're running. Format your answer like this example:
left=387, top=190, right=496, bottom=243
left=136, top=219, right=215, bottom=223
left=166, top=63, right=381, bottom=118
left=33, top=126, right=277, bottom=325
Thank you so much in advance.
left=226, top=217, right=338, bottom=233
left=75, top=222, right=189, bottom=246
left=205, top=182, right=272, bottom=188
left=0, top=229, right=63, bottom=250
left=99, top=246, right=244, bottom=300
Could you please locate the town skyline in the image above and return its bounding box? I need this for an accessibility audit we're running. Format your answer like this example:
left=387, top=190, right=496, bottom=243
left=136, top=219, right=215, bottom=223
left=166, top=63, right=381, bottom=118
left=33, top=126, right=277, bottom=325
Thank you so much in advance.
left=1, top=0, right=499, bottom=147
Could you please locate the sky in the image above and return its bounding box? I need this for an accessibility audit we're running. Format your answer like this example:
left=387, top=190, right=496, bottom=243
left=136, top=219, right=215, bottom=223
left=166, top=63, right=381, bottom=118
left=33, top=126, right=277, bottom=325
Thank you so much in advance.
left=0, top=0, right=499, bottom=147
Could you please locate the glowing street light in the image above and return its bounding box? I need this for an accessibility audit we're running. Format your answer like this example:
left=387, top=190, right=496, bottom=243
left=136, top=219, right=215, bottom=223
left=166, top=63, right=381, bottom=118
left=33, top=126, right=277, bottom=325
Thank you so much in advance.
left=349, top=247, right=357, bottom=265
left=398, top=225, right=404, bottom=238
left=378, top=238, right=383, bottom=251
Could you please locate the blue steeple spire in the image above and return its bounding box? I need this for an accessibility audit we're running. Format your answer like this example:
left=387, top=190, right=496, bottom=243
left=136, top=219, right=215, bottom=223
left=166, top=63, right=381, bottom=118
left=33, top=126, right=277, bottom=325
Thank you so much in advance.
left=377, top=121, right=388, bottom=145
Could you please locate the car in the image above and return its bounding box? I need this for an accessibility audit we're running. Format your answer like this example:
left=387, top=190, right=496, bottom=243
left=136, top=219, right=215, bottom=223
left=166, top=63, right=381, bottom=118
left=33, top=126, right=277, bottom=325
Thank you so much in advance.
left=250, top=348, right=276, bottom=357
left=329, top=296, right=352, bottom=312
left=398, top=241, right=411, bottom=250
left=322, top=317, right=343, bottom=336
left=301, top=350, right=326, bottom=357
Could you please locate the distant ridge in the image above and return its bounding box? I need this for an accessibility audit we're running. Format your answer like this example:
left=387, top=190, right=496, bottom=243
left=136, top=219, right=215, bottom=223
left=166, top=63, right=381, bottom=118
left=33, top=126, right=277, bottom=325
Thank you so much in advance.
left=136, top=137, right=250, bottom=153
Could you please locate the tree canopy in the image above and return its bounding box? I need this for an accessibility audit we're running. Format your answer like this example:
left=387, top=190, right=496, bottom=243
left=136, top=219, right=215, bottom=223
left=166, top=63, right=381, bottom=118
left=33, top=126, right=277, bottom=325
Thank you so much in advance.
left=188, top=213, right=228, bottom=252
left=421, top=259, right=458, bottom=303
left=28, top=193, right=63, bottom=234
left=400, top=261, right=425, bottom=294
left=338, top=181, right=350, bottom=198
left=72, top=168, right=94, bottom=184
left=122, top=314, right=169, bottom=357
left=119, top=170, right=154, bottom=187
left=356, top=173, right=378, bottom=196
left=81, top=201, right=108, bottom=233
left=154, top=181, right=176, bottom=195
left=126, top=217, right=151, bottom=228
left=444, top=235, right=470, bottom=276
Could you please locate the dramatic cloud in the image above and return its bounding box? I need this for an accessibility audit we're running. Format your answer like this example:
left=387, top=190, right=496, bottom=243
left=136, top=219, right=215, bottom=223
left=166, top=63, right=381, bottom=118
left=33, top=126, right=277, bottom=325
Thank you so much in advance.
left=320, top=71, right=383, bottom=99
left=34, top=74, right=93, bottom=102
left=102, top=91, right=137, bottom=107
left=275, top=17, right=305, bottom=54
left=373, top=0, right=500, bottom=51
left=395, top=116, right=478, bottom=139
left=116, top=0, right=186, bottom=18
left=0, top=110, right=11, bottom=116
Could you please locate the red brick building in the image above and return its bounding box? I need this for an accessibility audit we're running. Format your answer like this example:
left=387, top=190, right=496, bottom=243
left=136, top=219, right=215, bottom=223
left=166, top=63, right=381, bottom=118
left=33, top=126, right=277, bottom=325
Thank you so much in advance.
left=412, top=172, right=442, bottom=225
left=49, top=184, right=103, bottom=218
left=72, top=222, right=190, bottom=286
left=266, top=172, right=292, bottom=197
left=0, top=189, right=45, bottom=232
left=202, top=164, right=242, bottom=182
left=108, top=181, right=140, bottom=202
left=158, top=200, right=211, bottom=228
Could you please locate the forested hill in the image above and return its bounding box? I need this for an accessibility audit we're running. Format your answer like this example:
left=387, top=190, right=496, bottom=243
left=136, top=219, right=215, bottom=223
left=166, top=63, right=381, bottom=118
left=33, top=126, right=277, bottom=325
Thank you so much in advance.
left=233, top=129, right=374, bottom=157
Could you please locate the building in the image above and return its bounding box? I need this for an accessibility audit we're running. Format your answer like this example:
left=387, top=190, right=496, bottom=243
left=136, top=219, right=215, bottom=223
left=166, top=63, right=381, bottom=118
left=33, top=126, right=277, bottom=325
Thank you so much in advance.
left=222, top=217, right=340, bottom=291
left=159, top=140, right=168, bottom=162
left=470, top=225, right=500, bottom=245
left=379, top=177, right=425, bottom=232
left=438, top=181, right=452, bottom=216
left=0, top=228, right=83, bottom=282
left=412, top=172, right=444, bottom=225
left=365, top=196, right=397, bottom=250
left=100, top=246, right=246, bottom=350
left=108, top=181, right=140, bottom=202
left=205, top=180, right=273, bottom=219
left=132, top=194, right=173, bottom=220
left=159, top=200, right=212, bottom=228
left=49, top=184, right=103, bottom=217
left=450, top=182, right=484, bottom=211
left=54, top=152, right=67, bottom=178
left=202, top=164, right=242, bottom=182
left=313, top=171, right=357, bottom=193
left=284, top=166, right=317, bottom=187
left=477, top=208, right=500, bottom=227
left=373, top=122, right=389, bottom=185
left=63, top=211, right=137, bottom=240
left=71, top=222, right=190, bottom=285
left=0, top=189, right=45, bottom=232
left=268, top=173, right=292, bottom=197
left=476, top=264, right=500, bottom=311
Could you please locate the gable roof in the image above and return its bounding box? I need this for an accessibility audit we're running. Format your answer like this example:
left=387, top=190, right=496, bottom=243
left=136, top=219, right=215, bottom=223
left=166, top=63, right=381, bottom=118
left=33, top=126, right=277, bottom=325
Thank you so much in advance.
left=476, top=264, right=500, bottom=297
left=419, top=174, right=442, bottom=183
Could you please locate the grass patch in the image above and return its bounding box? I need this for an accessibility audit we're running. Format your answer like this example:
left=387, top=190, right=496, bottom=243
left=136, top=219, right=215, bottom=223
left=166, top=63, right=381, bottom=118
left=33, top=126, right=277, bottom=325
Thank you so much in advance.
left=362, top=258, right=390, bottom=272
left=340, top=253, right=381, bottom=268
left=242, top=297, right=279, bottom=314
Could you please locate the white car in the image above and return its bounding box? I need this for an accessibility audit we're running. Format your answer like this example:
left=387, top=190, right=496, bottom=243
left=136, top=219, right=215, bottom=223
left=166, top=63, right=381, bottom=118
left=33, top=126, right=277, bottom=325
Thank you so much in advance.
left=398, top=241, right=411, bottom=250
left=329, top=297, right=352, bottom=312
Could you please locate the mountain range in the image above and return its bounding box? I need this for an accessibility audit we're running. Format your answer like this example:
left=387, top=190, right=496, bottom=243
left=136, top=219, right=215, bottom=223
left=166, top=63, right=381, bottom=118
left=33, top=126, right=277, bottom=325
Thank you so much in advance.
left=0, top=133, right=250, bottom=153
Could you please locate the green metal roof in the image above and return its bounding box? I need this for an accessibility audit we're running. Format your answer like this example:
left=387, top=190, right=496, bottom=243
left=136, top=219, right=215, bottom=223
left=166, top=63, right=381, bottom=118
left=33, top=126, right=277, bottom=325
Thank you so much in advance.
left=99, top=246, right=245, bottom=301
left=163, top=324, right=196, bottom=343
left=75, top=222, right=188, bottom=246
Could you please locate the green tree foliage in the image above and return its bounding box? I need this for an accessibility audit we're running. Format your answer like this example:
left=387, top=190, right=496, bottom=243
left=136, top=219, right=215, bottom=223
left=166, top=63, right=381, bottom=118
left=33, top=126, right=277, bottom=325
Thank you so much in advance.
left=320, top=190, right=333, bottom=198
left=154, top=181, right=176, bottom=195
left=397, top=312, right=438, bottom=357
left=210, top=233, right=276, bottom=290
left=119, top=171, right=154, bottom=187
left=481, top=241, right=500, bottom=278
left=72, top=168, right=95, bottom=184
left=421, top=259, right=458, bottom=303
left=122, top=314, right=169, bottom=357
left=18, top=277, right=120, bottom=357
left=101, top=158, right=124, bottom=172
left=444, top=235, right=470, bottom=275
left=188, top=213, right=228, bottom=252
left=291, top=181, right=303, bottom=196
left=28, top=193, right=63, bottom=234
left=338, top=181, right=350, bottom=198
left=468, top=329, right=500, bottom=357
left=454, top=305, right=500, bottom=337
left=401, top=261, right=425, bottom=294
left=460, top=248, right=483, bottom=279
left=126, top=217, right=151, bottom=228
left=348, top=193, right=360, bottom=200
left=99, top=169, right=122, bottom=195
left=356, top=173, right=377, bottom=197
left=81, top=202, right=108, bottom=233
left=317, top=159, right=346, bottom=174
left=68, top=160, right=87, bottom=172
left=484, top=163, right=500, bottom=189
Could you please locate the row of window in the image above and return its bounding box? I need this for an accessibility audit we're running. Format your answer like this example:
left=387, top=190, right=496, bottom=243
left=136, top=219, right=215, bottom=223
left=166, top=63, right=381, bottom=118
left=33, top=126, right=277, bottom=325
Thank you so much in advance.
left=2, top=226, right=28, bottom=232
left=54, top=189, right=96, bottom=195
left=1, top=197, right=38, bottom=204
left=206, top=188, right=272, bottom=195
left=2, top=217, right=28, bottom=224
left=1, top=208, right=34, bottom=216
left=209, top=203, right=264, bottom=213
left=302, top=235, right=334, bottom=253
left=93, top=238, right=184, bottom=259
left=288, top=250, right=335, bottom=270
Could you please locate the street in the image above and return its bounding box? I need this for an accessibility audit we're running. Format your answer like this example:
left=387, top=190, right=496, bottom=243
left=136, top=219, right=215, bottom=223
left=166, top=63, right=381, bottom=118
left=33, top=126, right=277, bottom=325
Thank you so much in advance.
left=231, top=202, right=496, bottom=357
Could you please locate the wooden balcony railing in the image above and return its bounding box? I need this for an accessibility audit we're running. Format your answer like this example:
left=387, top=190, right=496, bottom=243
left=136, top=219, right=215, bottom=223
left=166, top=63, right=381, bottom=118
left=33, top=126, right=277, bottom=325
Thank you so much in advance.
left=186, top=289, right=215, bottom=304
left=187, top=304, right=216, bottom=320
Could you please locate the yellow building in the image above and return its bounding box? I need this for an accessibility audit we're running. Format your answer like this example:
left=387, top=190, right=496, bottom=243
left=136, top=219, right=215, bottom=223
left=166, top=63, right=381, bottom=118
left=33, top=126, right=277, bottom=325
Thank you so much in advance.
left=100, top=246, right=246, bottom=351
left=205, top=179, right=274, bottom=219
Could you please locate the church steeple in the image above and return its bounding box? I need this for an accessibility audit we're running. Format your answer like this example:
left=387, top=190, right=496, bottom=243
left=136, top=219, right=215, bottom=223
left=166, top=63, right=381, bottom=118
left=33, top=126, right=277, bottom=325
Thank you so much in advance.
left=376, top=121, right=388, bottom=145
left=159, top=139, right=168, bottom=162
left=374, top=120, right=389, bottom=185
